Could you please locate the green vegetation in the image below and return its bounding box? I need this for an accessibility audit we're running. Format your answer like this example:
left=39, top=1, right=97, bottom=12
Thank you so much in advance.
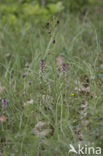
left=0, top=0, right=103, bottom=155
left=0, top=0, right=99, bottom=27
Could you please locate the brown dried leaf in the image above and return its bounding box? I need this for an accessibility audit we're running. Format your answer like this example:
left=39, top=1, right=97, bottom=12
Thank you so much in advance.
left=56, top=56, right=64, bottom=66
left=27, top=99, right=33, bottom=105
left=75, top=86, right=90, bottom=93
left=81, top=120, right=89, bottom=127
left=36, top=129, right=52, bottom=137
left=34, top=121, right=45, bottom=129
left=33, top=121, right=52, bottom=137
left=81, top=101, right=88, bottom=108
left=24, top=99, right=34, bottom=106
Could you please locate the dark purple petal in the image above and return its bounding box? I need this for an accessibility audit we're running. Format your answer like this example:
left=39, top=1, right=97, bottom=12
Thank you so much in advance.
left=62, top=64, right=67, bottom=71
left=1, top=98, right=8, bottom=109
left=40, top=60, right=45, bottom=72
left=23, top=72, right=27, bottom=78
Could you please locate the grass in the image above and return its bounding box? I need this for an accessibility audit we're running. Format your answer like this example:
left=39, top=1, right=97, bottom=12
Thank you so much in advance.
left=0, top=11, right=103, bottom=156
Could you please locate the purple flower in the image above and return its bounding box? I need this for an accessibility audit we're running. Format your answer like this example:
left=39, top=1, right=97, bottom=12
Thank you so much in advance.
left=40, top=60, right=45, bottom=72
left=23, top=72, right=27, bottom=78
left=89, top=32, right=92, bottom=35
left=62, top=64, right=67, bottom=71
left=1, top=98, right=8, bottom=109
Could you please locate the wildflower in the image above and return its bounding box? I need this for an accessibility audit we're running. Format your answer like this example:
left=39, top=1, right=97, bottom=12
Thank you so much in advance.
left=48, top=30, right=51, bottom=34
left=23, top=72, right=27, bottom=78
left=52, top=39, right=55, bottom=44
left=62, top=64, right=67, bottom=71
left=78, top=133, right=83, bottom=141
left=72, top=93, right=75, bottom=96
left=75, top=128, right=83, bottom=141
left=40, top=60, right=45, bottom=72
left=57, top=20, right=60, bottom=24
left=1, top=98, right=8, bottom=109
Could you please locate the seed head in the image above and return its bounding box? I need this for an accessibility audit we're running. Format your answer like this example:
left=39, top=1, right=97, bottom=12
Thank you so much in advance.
left=52, top=40, right=55, bottom=44
left=46, top=22, right=50, bottom=27
left=57, top=20, right=60, bottom=24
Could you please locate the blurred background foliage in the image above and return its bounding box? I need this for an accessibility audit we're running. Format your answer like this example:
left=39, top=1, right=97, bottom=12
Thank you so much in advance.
left=0, top=0, right=102, bottom=28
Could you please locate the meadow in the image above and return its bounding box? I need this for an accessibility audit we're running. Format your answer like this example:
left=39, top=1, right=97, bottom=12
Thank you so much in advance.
left=0, top=1, right=103, bottom=155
